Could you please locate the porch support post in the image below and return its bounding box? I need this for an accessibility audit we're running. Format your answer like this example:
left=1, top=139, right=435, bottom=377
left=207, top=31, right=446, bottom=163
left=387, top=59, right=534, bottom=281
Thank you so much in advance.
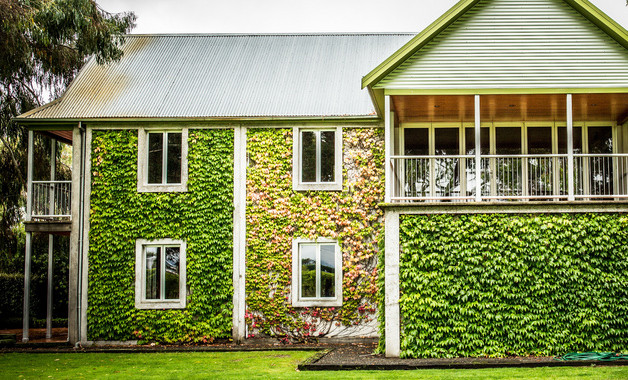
left=567, top=94, right=575, bottom=201
left=46, top=139, right=57, bottom=339
left=385, top=95, right=392, bottom=203
left=22, top=129, right=34, bottom=343
left=385, top=211, right=400, bottom=357
left=474, top=95, right=482, bottom=202
left=232, top=125, right=247, bottom=344
left=68, top=125, right=83, bottom=345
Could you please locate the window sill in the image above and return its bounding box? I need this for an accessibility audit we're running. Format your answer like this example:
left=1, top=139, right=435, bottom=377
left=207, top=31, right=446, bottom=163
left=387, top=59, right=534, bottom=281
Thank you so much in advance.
left=137, top=183, right=188, bottom=193
left=292, top=298, right=343, bottom=308
left=135, top=300, right=186, bottom=309
left=293, top=182, right=343, bottom=191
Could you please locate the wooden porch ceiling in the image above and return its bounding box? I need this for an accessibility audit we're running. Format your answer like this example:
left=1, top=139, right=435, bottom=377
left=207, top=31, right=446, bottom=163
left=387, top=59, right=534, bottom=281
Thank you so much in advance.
left=41, top=130, right=73, bottom=145
left=392, top=94, right=628, bottom=124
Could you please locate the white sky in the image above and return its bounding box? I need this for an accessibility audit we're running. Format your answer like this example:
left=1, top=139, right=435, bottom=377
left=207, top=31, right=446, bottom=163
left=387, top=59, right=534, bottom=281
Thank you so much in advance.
left=97, top=0, right=628, bottom=34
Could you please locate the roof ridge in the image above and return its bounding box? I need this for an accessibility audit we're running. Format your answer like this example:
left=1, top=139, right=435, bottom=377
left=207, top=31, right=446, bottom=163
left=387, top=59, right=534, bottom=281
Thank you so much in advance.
left=123, top=32, right=417, bottom=37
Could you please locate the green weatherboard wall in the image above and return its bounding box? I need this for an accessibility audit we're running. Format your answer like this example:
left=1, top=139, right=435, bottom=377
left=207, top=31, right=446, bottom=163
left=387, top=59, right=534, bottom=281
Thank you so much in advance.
left=399, top=214, right=628, bottom=358
left=88, top=129, right=234, bottom=343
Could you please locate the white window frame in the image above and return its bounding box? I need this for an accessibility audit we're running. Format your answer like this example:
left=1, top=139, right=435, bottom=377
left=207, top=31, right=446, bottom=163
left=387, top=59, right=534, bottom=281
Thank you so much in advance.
left=291, top=238, right=342, bottom=307
left=135, top=239, right=187, bottom=309
left=137, top=128, right=188, bottom=192
left=292, top=126, right=343, bottom=191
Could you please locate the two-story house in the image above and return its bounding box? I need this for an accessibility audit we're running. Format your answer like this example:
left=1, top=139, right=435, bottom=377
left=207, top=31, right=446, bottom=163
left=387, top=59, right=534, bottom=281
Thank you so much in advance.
left=16, top=0, right=628, bottom=358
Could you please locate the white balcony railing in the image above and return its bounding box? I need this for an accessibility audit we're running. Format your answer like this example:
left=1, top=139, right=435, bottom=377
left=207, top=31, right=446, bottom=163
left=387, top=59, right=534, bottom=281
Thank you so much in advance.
left=30, top=181, right=72, bottom=218
left=391, top=154, right=628, bottom=202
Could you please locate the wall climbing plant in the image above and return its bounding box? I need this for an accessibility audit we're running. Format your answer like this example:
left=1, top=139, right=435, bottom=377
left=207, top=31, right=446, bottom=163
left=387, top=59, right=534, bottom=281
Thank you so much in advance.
left=246, top=127, right=384, bottom=341
left=89, top=128, right=234, bottom=343
left=399, top=213, right=628, bottom=358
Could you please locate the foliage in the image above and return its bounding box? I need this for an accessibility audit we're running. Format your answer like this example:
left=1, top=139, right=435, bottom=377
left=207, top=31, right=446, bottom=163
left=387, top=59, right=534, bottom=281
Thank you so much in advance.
left=1, top=352, right=628, bottom=380
left=399, top=213, right=628, bottom=358
left=0, top=0, right=135, bottom=284
left=246, top=128, right=384, bottom=341
left=88, top=129, right=234, bottom=343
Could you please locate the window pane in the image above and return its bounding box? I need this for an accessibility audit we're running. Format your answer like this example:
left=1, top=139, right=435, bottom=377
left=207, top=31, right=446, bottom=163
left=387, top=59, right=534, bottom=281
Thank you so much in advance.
left=164, top=247, right=180, bottom=300
left=495, top=127, right=521, bottom=154
left=588, top=126, right=612, bottom=154
left=320, top=131, right=335, bottom=182
left=320, top=245, right=335, bottom=298
left=301, top=131, right=316, bottom=183
left=557, top=127, right=582, bottom=154
left=527, top=127, right=552, bottom=154
left=166, top=133, right=182, bottom=184
left=465, top=127, right=489, bottom=155
left=147, top=133, right=164, bottom=184
left=404, top=128, right=429, bottom=155
left=145, top=246, right=161, bottom=300
left=434, top=128, right=459, bottom=156
left=300, top=244, right=316, bottom=298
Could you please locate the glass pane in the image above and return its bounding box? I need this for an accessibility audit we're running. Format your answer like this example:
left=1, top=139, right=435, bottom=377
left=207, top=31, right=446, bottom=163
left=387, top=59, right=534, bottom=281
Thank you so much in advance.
left=527, top=127, right=553, bottom=197
left=301, top=131, right=316, bottom=183
left=147, top=133, right=164, bottom=184
left=588, top=126, right=613, bottom=154
left=145, top=246, right=161, bottom=300
left=495, top=127, right=522, bottom=196
left=320, top=131, right=335, bottom=183
left=320, top=245, right=335, bottom=298
left=166, top=133, right=182, bottom=184
left=164, top=247, right=180, bottom=300
left=434, top=128, right=460, bottom=197
left=404, top=128, right=429, bottom=155
left=434, top=128, right=459, bottom=156
left=557, top=127, right=582, bottom=154
left=300, top=244, right=316, bottom=298
left=588, top=127, right=613, bottom=196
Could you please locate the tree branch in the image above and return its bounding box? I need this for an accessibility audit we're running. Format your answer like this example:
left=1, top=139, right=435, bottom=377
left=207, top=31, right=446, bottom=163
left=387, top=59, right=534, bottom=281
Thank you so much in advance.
left=0, top=133, right=26, bottom=186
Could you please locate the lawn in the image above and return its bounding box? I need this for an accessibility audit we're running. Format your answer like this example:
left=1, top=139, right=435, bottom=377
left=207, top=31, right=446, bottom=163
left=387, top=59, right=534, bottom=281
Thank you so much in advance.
left=0, top=351, right=627, bottom=379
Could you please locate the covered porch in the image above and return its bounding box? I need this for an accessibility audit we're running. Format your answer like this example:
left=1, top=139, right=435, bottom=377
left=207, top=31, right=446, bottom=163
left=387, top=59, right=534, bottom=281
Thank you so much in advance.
left=384, top=93, right=628, bottom=203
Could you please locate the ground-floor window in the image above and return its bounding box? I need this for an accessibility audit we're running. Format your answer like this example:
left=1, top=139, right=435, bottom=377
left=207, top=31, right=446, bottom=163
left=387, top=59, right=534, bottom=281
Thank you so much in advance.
left=291, top=238, right=342, bottom=307
left=135, top=239, right=187, bottom=309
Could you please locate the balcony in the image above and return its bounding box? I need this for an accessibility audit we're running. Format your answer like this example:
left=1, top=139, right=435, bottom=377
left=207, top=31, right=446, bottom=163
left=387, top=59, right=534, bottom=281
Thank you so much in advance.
left=30, top=180, right=72, bottom=219
left=391, top=154, right=628, bottom=202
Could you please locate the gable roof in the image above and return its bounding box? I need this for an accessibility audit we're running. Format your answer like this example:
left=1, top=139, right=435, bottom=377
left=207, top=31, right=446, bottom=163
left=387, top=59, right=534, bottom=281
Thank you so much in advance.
left=18, top=33, right=413, bottom=122
left=362, top=0, right=628, bottom=89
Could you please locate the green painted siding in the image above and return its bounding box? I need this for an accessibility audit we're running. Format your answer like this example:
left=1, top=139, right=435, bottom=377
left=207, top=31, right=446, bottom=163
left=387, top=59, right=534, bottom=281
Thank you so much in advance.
left=375, top=0, right=628, bottom=90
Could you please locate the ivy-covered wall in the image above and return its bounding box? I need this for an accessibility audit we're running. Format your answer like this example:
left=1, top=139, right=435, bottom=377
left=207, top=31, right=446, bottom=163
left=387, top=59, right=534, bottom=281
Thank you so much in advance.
left=399, top=214, right=628, bottom=358
left=89, top=129, right=234, bottom=343
left=246, top=128, right=384, bottom=341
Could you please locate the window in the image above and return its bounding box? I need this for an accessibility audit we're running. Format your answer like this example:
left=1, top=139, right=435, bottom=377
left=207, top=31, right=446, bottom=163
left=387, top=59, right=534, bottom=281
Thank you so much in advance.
left=293, top=127, right=342, bottom=191
left=135, top=239, right=186, bottom=309
left=291, top=238, right=342, bottom=307
left=137, top=128, right=188, bottom=192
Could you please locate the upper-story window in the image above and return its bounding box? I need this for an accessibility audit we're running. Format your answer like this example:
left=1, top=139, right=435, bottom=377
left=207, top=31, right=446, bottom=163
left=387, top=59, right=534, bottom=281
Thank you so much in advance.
left=293, top=127, right=342, bottom=191
left=138, top=128, right=188, bottom=192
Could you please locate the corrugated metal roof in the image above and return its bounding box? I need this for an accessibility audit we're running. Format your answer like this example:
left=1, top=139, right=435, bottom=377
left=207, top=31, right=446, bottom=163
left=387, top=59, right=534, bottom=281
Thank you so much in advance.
left=20, top=33, right=414, bottom=120
left=375, top=0, right=628, bottom=90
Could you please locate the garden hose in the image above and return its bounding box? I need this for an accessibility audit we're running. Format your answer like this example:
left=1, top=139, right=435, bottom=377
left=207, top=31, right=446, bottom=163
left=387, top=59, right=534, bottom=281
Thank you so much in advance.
left=557, top=352, right=628, bottom=361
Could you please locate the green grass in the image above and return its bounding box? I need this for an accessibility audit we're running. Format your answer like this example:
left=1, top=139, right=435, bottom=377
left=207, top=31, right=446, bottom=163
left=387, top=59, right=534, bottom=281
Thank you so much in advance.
left=0, top=351, right=627, bottom=379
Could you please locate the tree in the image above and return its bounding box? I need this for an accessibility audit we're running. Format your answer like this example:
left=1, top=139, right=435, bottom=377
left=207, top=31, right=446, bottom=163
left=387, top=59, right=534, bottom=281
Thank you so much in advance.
left=0, top=0, right=136, bottom=270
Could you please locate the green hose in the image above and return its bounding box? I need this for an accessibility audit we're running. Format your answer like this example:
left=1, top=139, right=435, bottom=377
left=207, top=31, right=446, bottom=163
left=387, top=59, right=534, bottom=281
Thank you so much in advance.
left=557, top=352, right=628, bottom=361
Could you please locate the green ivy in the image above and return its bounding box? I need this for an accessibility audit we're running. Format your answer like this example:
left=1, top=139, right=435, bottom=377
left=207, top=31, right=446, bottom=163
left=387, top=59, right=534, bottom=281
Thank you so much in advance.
left=245, top=128, right=384, bottom=341
left=399, top=214, right=628, bottom=358
left=88, top=129, right=234, bottom=343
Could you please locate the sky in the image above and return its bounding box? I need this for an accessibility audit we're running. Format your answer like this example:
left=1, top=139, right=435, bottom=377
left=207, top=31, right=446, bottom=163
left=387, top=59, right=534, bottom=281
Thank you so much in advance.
left=97, top=0, right=628, bottom=34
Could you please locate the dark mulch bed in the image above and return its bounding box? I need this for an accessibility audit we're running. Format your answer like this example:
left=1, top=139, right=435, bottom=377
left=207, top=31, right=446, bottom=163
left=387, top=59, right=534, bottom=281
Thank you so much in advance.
left=300, top=342, right=628, bottom=371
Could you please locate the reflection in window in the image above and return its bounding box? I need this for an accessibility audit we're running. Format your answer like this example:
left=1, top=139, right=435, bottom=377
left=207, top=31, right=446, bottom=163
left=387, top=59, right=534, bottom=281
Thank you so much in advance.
left=147, top=132, right=183, bottom=184
left=300, top=130, right=336, bottom=183
left=144, top=245, right=180, bottom=301
left=299, top=242, right=337, bottom=299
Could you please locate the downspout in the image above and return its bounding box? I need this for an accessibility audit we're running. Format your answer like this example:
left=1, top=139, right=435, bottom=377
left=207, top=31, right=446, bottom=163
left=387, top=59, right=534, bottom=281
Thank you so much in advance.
left=76, top=122, right=86, bottom=345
